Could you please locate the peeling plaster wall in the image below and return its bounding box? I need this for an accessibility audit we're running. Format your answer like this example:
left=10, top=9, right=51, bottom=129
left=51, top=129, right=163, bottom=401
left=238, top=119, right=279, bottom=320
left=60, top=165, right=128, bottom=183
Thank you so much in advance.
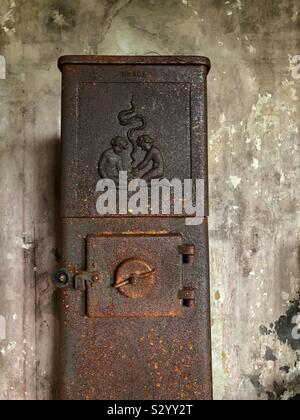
left=0, top=0, right=299, bottom=400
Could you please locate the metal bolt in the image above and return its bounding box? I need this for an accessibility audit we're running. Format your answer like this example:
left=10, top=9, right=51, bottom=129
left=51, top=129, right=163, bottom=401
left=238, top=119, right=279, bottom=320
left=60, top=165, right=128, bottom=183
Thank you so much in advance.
left=58, top=274, right=67, bottom=283
left=92, top=274, right=100, bottom=283
left=52, top=269, right=71, bottom=288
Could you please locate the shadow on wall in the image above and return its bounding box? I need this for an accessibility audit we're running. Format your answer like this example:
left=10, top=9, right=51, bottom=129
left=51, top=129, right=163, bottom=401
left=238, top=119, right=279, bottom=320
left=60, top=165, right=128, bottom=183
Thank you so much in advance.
left=34, top=136, right=61, bottom=399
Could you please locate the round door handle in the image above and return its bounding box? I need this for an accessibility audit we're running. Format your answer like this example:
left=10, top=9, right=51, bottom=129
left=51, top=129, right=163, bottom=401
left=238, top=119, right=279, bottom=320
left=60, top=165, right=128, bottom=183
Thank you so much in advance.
left=113, top=258, right=156, bottom=299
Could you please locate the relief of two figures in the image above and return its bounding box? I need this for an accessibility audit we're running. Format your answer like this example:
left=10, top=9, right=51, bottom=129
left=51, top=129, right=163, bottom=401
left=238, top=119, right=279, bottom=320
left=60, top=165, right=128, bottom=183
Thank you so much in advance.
left=98, top=97, right=164, bottom=185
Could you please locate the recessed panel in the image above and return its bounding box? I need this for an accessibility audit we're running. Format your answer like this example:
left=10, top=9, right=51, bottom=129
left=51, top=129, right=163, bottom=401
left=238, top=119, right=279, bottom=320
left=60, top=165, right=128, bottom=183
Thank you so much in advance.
left=86, top=234, right=183, bottom=317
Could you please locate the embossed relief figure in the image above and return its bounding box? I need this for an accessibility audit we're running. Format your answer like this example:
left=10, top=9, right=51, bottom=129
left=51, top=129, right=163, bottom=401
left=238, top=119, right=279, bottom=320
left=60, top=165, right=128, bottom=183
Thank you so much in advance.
left=133, top=135, right=164, bottom=182
left=98, top=96, right=164, bottom=184
left=98, top=136, right=128, bottom=184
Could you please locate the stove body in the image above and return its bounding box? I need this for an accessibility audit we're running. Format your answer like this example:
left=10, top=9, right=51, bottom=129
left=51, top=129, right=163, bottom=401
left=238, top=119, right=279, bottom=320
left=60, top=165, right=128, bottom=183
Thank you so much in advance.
left=56, top=56, right=212, bottom=400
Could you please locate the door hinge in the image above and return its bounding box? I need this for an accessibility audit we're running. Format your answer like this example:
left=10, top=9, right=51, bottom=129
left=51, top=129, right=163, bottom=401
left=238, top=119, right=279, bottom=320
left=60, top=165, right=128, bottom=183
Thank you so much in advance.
left=179, top=244, right=195, bottom=264
left=178, top=287, right=196, bottom=308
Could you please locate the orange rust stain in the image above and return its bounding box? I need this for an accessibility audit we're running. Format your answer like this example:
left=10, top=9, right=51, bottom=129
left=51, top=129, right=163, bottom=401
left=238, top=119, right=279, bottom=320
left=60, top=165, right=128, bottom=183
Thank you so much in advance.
left=121, top=230, right=169, bottom=235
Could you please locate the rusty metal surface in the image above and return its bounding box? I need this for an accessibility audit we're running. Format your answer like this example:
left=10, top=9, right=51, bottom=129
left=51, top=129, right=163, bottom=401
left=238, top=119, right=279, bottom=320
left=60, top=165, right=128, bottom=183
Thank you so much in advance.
left=86, top=233, right=183, bottom=318
left=60, top=59, right=209, bottom=217
left=58, top=218, right=211, bottom=400
left=58, top=55, right=211, bottom=70
left=57, top=56, right=212, bottom=400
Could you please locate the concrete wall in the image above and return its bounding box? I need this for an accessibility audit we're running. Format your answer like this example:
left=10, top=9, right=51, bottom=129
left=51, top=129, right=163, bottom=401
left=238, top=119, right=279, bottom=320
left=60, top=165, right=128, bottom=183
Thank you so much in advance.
left=0, top=0, right=299, bottom=400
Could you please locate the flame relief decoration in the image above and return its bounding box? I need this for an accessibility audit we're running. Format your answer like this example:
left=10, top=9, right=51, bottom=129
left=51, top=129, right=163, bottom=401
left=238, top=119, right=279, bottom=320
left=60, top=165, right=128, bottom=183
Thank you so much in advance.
left=98, top=95, right=164, bottom=184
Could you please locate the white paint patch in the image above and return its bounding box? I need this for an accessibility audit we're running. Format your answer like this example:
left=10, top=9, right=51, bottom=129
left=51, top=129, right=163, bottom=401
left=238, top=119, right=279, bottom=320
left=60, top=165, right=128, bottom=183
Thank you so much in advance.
left=12, top=313, right=17, bottom=321
left=280, top=171, right=285, bottom=183
left=247, top=45, right=257, bottom=54
left=235, top=0, right=242, bottom=10
left=281, top=292, right=290, bottom=301
left=0, top=55, right=6, bottom=80
left=260, top=93, right=272, bottom=103
left=281, top=79, right=299, bottom=102
left=230, top=125, right=237, bottom=135
left=0, top=0, right=16, bottom=35
left=219, top=113, right=226, bottom=124
left=289, top=85, right=299, bottom=102
left=6, top=341, right=16, bottom=351
left=229, top=176, right=241, bottom=189
left=0, top=315, right=6, bottom=340
left=51, top=10, right=70, bottom=28
left=15, top=237, right=33, bottom=250
left=255, top=137, right=262, bottom=151
left=291, top=10, right=298, bottom=23
left=252, top=158, right=259, bottom=169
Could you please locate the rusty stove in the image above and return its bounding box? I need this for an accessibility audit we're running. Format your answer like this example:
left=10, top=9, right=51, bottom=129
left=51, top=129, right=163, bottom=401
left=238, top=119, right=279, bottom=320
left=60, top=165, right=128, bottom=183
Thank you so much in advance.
left=53, top=55, right=212, bottom=400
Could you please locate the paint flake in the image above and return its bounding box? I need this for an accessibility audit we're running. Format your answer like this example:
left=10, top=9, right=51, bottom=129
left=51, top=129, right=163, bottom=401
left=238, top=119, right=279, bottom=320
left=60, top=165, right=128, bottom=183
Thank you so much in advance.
left=229, top=176, right=242, bottom=189
left=0, top=316, right=6, bottom=340
left=252, top=158, right=259, bottom=169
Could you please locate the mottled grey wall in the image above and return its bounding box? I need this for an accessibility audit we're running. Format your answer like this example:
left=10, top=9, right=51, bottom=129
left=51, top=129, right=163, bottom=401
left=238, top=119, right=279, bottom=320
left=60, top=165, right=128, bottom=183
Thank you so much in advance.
left=0, top=0, right=299, bottom=400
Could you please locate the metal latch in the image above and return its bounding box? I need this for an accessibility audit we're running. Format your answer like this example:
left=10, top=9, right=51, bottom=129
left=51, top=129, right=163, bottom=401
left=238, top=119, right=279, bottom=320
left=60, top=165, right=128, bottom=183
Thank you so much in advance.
left=52, top=268, right=101, bottom=291
left=53, top=267, right=196, bottom=308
